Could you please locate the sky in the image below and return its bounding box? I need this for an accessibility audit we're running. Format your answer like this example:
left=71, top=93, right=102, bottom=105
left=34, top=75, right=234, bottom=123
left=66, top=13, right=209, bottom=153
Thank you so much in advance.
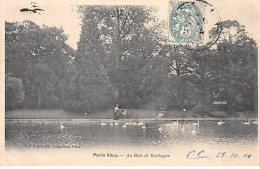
left=2, top=0, right=260, bottom=49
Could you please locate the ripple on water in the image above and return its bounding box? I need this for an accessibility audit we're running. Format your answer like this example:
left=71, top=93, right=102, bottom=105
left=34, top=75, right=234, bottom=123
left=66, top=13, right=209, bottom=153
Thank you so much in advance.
left=5, top=121, right=258, bottom=149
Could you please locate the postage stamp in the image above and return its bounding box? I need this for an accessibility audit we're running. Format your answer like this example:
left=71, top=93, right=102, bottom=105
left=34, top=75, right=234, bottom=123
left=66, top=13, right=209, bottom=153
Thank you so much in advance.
left=168, top=1, right=204, bottom=45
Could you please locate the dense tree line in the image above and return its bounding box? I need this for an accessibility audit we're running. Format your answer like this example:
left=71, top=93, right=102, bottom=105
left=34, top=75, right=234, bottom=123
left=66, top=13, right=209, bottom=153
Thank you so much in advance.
left=5, top=21, right=74, bottom=109
left=5, top=7, right=257, bottom=115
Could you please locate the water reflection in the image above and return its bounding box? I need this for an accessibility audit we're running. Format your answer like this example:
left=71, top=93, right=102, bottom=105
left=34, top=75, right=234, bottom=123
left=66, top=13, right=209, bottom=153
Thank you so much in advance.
left=5, top=121, right=258, bottom=149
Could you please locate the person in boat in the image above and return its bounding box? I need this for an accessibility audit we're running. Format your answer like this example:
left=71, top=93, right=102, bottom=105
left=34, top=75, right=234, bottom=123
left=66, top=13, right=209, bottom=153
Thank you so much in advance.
left=114, top=104, right=120, bottom=120
left=114, top=104, right=127, bottom=120
left=115, top=104, right=119, bottom=111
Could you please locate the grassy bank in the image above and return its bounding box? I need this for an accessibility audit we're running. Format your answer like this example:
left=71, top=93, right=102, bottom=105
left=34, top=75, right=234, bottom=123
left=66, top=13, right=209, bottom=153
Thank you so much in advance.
left=6, top=109, right=199, bottom=119
left=5, top=109, right=256, bottom=119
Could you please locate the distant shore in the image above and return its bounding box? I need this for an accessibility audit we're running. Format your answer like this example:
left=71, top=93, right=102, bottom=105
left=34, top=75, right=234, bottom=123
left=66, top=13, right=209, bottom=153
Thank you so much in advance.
left=5, top=109, right=257, bottom=119
left=5, top=117, right=258, bottom=125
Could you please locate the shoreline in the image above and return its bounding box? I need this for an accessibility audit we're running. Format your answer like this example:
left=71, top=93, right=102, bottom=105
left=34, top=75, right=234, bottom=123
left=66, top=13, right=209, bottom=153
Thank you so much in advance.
left=5, top=117, right=258, bottom=124
left=5, top=109, right=257, bottom=122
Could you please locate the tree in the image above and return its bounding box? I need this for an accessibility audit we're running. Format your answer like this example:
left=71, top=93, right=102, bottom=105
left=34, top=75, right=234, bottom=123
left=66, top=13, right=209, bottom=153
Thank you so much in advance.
left=87, top=6, right=162, bottom=107
left=65, top=6, right=116, bottom=113
left=188, top=49, right=216, bottom=105
left=140, top=55, right=172, bottom=110
left=213, top=41, right=257, bottom=112
left=162, top=44, right=195, bottom=109
left=76, top=6, right=164, bottom=108
left=191, top=20, right=258, bottom=112
left=5, top=21, right=73, bottom=109
left=5, top=74, right=25, bottom=110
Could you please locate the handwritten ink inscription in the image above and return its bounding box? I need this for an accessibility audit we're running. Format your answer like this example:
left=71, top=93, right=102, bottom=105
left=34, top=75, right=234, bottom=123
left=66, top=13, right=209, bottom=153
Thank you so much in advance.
left=187, top=150, right=252, bottom=159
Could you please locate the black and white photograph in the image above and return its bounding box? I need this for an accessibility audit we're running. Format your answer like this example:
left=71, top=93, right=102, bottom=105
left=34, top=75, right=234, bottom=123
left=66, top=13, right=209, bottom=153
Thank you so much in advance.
left=0, top=0, right=259, bottom=165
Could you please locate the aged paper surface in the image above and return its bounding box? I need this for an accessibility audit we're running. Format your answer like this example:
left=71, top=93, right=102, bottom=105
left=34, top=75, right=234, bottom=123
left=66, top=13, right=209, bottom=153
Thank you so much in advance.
left=0, top=0, right=259, bottom=166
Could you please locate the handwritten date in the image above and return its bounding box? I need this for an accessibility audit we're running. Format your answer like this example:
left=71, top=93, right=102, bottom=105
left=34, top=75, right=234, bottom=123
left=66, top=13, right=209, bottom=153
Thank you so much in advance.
left=187, top=150, right=252, bottom=159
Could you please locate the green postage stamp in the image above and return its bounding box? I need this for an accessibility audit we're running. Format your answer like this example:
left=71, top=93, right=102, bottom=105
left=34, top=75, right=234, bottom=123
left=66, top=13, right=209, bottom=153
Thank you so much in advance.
left=169, top=1, right=204, bottom=44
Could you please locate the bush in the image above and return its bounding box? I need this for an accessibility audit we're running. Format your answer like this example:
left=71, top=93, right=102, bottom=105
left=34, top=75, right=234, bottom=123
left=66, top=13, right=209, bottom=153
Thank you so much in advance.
left=43, top=94, right=61, bottom=108
left=192, top=104, right=211, bottom=117
left=5, top=74, right=25, bottom=110
left=64, top=100, right=88, bottom=113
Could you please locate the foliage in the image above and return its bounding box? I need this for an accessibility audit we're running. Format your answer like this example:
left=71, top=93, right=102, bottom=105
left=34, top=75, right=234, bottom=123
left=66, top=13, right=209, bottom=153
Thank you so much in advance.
left=5, top=21, right=74, bottom=109
left=65, top=6, right=116, bottom=113
left=5, top=16, right=257, bottom=114
left=5, top=74, right=25, bottom=110
left=192, top=104, right=211, bottom=117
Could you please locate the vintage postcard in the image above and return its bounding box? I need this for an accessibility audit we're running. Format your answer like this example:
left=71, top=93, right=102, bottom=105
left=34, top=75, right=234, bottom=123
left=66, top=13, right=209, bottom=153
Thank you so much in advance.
left=0, top=0, right=259, bottom=166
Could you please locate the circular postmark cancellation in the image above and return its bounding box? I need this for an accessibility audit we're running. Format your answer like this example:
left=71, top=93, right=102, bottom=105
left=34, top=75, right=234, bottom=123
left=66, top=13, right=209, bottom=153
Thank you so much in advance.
left=168, top=0, right=222, bottom=50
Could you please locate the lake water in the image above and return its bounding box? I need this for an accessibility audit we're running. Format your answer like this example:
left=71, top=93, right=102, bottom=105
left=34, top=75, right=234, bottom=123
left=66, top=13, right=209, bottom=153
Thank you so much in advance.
left=5, top=121, right=258, bottom=149
left=4, top=120, right=259, bottom=165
